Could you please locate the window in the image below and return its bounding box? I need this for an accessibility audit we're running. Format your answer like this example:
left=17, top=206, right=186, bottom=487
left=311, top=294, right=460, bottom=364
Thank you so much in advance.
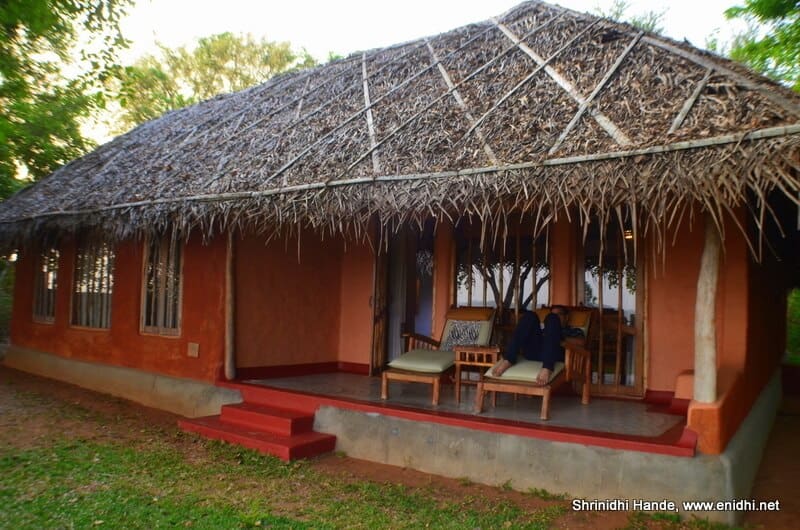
left=454, top=222, right=550, bottom=319
left=71, top=241, right=115, bottom=328
left=33, top=247, right=59, bottom=322
left=141, top=235, right=183, bottom=335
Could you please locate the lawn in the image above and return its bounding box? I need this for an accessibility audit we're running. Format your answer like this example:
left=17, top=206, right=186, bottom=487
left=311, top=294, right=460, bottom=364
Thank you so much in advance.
left=0, top=368, right=738, bottom=530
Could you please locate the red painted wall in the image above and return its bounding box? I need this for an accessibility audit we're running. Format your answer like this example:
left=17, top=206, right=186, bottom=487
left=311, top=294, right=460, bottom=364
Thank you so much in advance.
left=647, top=215, right=750, bottom=393
left=11, top=234, right=227, bottom=382
left=645, top=222, right=704, bottom=392
left=234, top=231, right=342, bottom=368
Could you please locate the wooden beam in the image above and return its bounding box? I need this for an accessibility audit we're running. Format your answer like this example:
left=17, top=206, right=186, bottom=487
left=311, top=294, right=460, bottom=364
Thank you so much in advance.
left=224, top=231, right=236, bottom=381
left=693, top=213, right=721, bottom=403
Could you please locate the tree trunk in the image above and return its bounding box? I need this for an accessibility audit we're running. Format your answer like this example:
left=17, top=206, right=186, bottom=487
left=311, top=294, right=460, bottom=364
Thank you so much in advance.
left=694, top=214, right=721, bottom=403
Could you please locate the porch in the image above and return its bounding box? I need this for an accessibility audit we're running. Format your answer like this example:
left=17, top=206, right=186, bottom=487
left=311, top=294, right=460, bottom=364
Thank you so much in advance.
left=216, top=370, right=781, bottom=525
left=232, top=372, right=694, bottom=457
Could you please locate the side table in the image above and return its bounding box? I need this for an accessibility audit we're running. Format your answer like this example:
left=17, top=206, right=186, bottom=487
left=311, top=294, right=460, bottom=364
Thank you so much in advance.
left=453, top=344, right=500, bottom=404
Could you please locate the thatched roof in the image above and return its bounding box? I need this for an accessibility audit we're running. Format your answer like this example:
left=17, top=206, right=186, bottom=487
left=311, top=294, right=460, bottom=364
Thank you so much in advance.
left=1, top=0, right=799, bottom=249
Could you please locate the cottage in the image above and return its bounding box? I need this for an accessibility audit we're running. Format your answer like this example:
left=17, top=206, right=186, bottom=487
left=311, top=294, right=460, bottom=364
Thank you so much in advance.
left=1, top=1, right=798, bottom=524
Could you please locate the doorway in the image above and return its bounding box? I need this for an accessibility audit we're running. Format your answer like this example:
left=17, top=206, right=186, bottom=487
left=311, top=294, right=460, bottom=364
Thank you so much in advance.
left=373, top=224, right=435, bottom=368
left=577, top=216, right=645, bottom=397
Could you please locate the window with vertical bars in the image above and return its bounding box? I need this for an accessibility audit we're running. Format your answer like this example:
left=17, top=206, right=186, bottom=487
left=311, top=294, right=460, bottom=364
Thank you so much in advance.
left=71, top=241, right=115, bottom=328
left=141, top=235, right=182, bottom=335
left=454, top=224, right=550, bottom=315
left=33, top=247, right=59, bottom=322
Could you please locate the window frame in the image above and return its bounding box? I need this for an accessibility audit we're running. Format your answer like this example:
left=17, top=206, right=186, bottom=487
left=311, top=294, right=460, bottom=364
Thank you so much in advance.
left=139, top=234, right=184, bottom=337
left=32, top=247, right=60, bottom=324
left=70, top=240, right=115, bottom=329
left=453, top=224, right=551, bottom=315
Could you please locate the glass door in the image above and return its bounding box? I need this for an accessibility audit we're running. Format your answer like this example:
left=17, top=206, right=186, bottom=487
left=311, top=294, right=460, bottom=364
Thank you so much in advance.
left=578, top=216, right=644, bottom=397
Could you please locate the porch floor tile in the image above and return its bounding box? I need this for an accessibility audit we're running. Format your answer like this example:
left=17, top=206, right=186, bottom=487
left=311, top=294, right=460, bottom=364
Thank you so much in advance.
left=245, top=373, right=683, bottom=438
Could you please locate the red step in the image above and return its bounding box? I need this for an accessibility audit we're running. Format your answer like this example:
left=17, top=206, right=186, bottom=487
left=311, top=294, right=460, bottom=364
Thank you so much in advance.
left=220, top=402, right=314, bottom=437
left=178, top=415, right=336, bottom=461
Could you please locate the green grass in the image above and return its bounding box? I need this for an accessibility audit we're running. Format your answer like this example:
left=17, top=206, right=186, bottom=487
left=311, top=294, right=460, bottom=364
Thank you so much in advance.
left=0, top=438, right=563, bottom=529
left=527, top=487, right=568, bottom=501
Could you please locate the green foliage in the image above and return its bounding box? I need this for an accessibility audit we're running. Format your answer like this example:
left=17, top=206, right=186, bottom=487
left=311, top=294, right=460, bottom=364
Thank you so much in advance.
left=726, top=0, right=800, bottom=91
left=0, top=0, right=132, bottom=197
left=112, top=33, right=318, bottom=133
left=593, top=0, right=666, bottom=33
left=528, top=487, right=568, bottom=500
left=787, top=288, right=800, bottom=362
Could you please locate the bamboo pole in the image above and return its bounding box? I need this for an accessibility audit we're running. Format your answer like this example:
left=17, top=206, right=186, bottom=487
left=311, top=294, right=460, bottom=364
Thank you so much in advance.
left=693, top=213, right=721, bottom=403
left=467, top=235, right=473, bottom=306
left=361, top=53, right=381, bottom=174
left=615, top=250, right=624, bottom=387
left=548, top=32, right=644, bottom=154
left=493, top=19, right=632, bottom=147
left=669, top=68, right=712, bottom=134
left=597, top=261, right=605, bottom=385
left=514, top=229, right=520, bottom=321
left=466, top=20, right=600, bottom=142
left=532, top=233, right=538, bottom=308
left=498, top=240, right=505, bottom=318
left=425, top=40, right=498, bottom=164
left=482, top=246, right=488, bottom=307
left=642, top=35, right=800, bottom=117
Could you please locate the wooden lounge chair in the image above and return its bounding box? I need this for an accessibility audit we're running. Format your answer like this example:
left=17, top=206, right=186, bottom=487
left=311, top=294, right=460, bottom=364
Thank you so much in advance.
left=381, top=307, right=495, bottom=405
left=475, top=307, right=593, bottom=420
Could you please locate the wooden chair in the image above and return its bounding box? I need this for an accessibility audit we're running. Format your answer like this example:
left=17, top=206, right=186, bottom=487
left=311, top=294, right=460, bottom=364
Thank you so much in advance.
left=381, top=307, right=495, bottom=405
left=474, top=307, right=593, bottom=420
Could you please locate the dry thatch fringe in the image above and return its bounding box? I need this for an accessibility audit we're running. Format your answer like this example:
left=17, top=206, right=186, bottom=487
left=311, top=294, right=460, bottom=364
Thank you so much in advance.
left=2, top=133, right=797, bottom=258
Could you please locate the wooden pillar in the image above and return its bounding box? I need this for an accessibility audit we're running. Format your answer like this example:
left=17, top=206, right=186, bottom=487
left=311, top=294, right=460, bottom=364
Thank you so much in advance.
left=224, top=232, right=236, bottom=381
left=432, top=220, right=454, bottom=338
left=693, top=214, right=721, bottom=403
left=549, top=217, right=576, bottom=305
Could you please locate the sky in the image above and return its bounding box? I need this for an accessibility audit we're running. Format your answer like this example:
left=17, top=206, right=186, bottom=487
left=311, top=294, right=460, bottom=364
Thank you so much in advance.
left=119, top=0, right=748, bottom=64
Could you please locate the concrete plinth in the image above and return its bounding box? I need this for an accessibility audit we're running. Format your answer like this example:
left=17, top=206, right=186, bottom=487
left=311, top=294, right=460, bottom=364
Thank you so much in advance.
left=2, top=346, right=241, bottom=417
left=315, top=370, right=782, bottom=525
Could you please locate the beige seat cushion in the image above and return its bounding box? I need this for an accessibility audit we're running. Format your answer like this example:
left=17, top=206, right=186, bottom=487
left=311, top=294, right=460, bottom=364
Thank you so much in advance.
left=388, top=349, right=455, bottom=373
left=485, top=358, right=565, bottom=383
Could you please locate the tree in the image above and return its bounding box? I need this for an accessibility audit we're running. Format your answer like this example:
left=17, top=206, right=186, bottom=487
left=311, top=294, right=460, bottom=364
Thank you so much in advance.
left=593, top=0, right=666, bottom=34
left=0, top=0, right=132, bottom=198
left=112, top=33, right=317, bottom=133
left=725, top=0, right=800, bottom=91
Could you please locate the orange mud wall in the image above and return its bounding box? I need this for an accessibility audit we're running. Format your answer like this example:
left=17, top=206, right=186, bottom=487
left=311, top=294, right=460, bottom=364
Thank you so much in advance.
left=234, top=230, right=373, bottom=370
left=644, top=212, right=786, bottom=454
left=11, top=234, right=227, bottom=382
left=687, top=235, right=788, bottom=454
